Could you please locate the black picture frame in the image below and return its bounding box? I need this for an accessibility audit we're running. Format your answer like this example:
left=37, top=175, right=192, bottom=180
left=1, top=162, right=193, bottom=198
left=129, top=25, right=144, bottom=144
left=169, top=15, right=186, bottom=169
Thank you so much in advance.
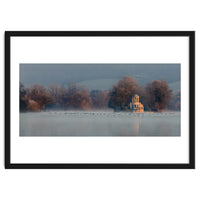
left=5, top=31, right=195, bottom=169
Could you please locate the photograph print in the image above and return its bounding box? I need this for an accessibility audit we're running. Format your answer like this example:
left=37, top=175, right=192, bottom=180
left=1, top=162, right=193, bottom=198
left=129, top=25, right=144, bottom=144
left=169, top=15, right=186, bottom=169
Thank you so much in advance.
left=20, top=63, right=181, bottom=137
left=5, top=31, right=195, bottom=169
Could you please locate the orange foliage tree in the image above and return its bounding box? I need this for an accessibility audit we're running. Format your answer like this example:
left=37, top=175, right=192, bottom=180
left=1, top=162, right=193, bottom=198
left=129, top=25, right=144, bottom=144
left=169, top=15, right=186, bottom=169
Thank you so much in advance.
left=108, top=76, right=141, bottom=110
left=58, top=82, right=91, bottom=110
left=27, top=84, right=51, bottom=110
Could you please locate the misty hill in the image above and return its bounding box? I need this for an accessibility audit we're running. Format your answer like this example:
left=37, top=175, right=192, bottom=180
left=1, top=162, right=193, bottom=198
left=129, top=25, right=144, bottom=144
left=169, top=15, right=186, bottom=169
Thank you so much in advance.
left=20, top=63, right=180, bottom=92
left=77, top=79, right=119, bottom=90
left=168, top=81, right=180, bottom=92
left=77, top=79, right=180, bottom=92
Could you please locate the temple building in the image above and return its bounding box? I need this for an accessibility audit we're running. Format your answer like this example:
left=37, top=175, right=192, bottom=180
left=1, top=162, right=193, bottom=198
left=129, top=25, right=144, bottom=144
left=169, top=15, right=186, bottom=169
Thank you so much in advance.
left=129, top=94, right=144, bottom=112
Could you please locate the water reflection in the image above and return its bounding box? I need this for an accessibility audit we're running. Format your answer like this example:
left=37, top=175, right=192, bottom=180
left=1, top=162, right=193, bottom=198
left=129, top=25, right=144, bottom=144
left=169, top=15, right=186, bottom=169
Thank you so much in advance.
left=20, top=111, right=180, bottom=136
left=132, top=117, right=141, bottom=136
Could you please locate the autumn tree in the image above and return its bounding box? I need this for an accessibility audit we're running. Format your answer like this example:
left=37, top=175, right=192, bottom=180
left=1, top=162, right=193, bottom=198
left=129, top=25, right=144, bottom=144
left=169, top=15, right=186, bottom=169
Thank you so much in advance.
left=145, top=80, right=172, bottom=112
left=27, top=84, right=51, bottom=110
left=108, top=76, right=139, bottom=110
left=58, top=83, right=91, bottom=110
left=90, top=90, right=109, bottom=109
left=57, top=84, right=67, bottom=108
left=27, top=99, right=40, bottom=112
left=73, top=89, right=91, bottom=109
left=48, top=84, right=59, bottom=105
left=66, top=83, right=91, bottom=109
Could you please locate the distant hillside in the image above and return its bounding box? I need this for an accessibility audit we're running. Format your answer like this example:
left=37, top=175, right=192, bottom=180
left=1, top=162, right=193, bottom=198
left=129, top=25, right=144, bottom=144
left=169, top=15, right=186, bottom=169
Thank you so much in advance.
left=77, top=78, right=180, bottom=93
left=168, top=81, right=180, bottom=93
left=77, top=79, right=119, bottom=91
left=20, top=63, right=180, bottom=92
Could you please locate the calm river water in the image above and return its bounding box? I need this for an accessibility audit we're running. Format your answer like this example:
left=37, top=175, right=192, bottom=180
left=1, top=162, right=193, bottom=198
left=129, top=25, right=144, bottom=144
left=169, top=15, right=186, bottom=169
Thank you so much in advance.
left=20, top=111, right=180, bottom=136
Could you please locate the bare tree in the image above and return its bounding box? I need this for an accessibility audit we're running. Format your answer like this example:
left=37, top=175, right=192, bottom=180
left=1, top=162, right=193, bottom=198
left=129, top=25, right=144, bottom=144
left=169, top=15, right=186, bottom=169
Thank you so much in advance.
left=58, top=84, right=67, bottom=108
left=90, top=90, right=109, bottom=109
left=48, top=84, right=59, bottom=104
left=167, top=91, right=180, bottom=111
left=20, top=82, right=28, bottom=112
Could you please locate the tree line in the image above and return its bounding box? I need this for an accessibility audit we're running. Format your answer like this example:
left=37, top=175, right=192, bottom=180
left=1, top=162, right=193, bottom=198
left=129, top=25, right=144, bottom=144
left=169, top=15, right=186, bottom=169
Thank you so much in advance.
left=20, top=76, right=180, bottom=112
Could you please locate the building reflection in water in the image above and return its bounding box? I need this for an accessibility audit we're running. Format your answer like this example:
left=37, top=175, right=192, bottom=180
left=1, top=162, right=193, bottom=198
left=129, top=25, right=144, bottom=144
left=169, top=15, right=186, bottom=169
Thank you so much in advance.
left=132, top=116, right=141, bottom=136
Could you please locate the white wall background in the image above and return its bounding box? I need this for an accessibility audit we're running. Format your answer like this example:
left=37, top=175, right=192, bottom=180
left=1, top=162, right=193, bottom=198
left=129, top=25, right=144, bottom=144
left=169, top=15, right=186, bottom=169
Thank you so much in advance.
left=0, top=1, right=199, bottom=200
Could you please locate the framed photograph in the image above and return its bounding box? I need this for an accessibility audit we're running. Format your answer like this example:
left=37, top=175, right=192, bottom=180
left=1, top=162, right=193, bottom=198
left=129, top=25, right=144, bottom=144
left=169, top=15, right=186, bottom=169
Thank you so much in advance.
left=5, top=31, right=195, bottom=169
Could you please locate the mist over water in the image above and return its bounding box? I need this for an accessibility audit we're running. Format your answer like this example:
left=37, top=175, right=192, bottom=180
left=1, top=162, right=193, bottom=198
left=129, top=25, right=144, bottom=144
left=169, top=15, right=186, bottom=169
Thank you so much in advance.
left=20, top=111, right=180, bottom=136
